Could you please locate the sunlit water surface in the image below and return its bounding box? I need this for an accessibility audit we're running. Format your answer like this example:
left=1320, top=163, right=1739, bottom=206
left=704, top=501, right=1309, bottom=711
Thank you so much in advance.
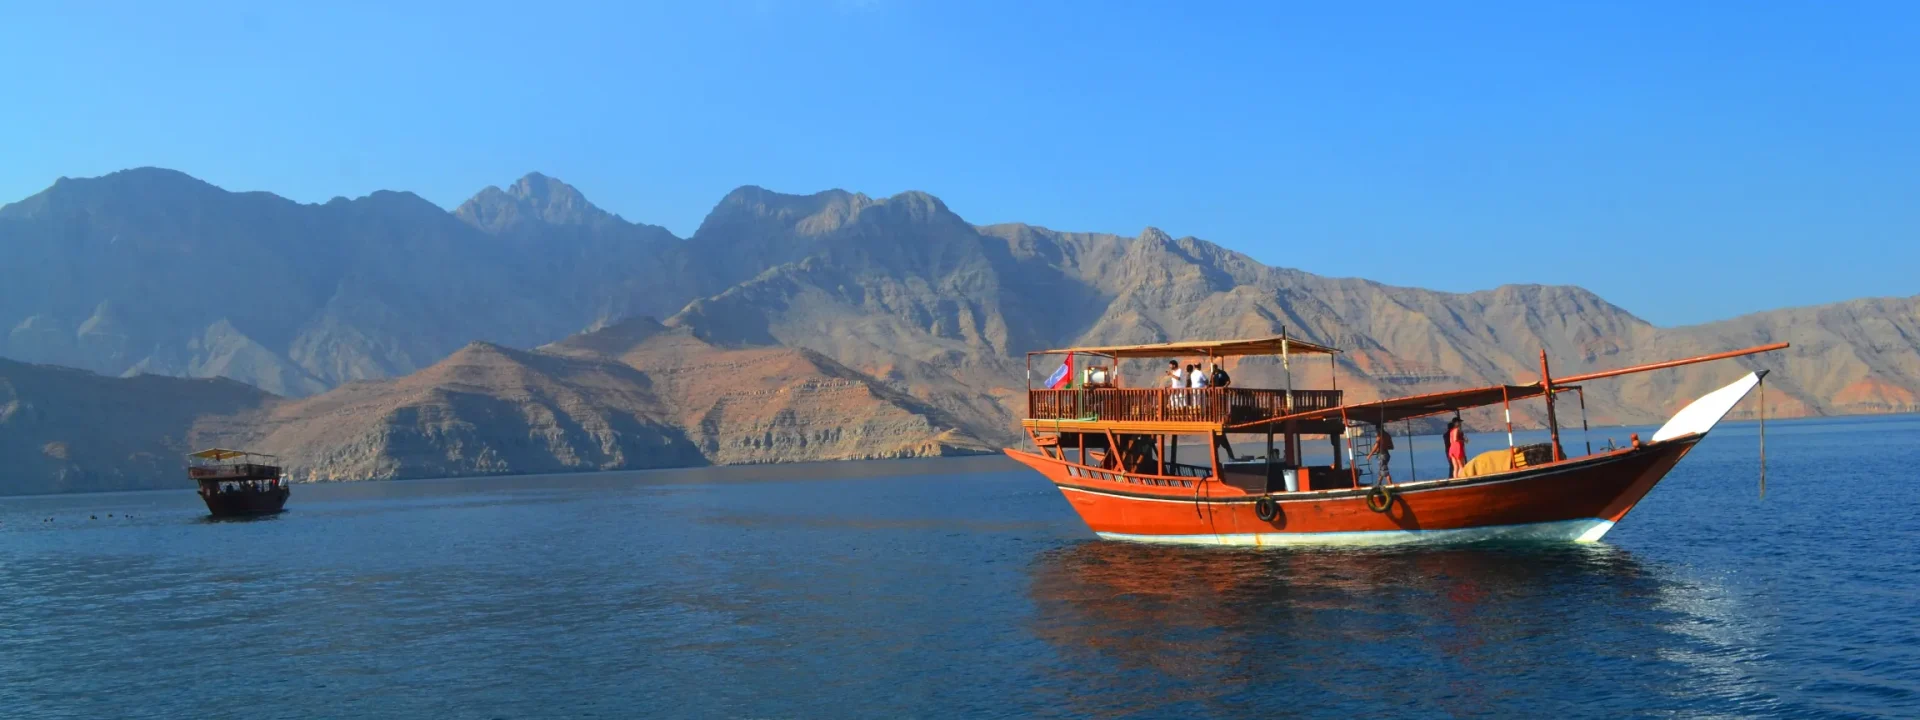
left=3, top=416, right=1916, bottom=718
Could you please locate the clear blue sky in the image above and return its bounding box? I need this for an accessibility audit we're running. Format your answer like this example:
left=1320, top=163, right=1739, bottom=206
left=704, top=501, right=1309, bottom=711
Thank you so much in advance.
left=4, top=1, right=1914, bottom=326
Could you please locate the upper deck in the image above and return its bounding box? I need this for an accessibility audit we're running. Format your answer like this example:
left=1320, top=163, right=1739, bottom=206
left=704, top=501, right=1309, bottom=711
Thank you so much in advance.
left=186, top=448, right=281, bottom=482
left=187, top=462, right=283, bottom=481
left=1025, top=387, right=1344, bottom=427
left=1023, top=333, right=1344, bottom=431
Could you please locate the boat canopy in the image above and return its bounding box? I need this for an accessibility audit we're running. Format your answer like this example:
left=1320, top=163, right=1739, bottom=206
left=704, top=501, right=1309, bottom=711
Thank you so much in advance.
left=188, top=448, right=275, bottom=461
left=1033, top=334, right=1340, bottom=359
left=1225, top=341, right=1793, bottom=431
left=1227, top=384, right=1574, bottom=430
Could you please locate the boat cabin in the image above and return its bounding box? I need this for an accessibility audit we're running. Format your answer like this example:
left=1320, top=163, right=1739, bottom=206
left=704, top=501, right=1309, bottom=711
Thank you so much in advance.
left=187, top=448, right=282, bottom=482
left=1024, top=334, right=1361, bottom=494
left=188, top=448, right=292, bottom=517
left=1022, top=332, right=1622, bottom=497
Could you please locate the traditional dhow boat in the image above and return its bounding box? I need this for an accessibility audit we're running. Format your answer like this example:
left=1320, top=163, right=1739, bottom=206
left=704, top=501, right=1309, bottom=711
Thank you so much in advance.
left=187, top=448, right=291, bottom=517
left=1008, top=335, right=1787, bottom=546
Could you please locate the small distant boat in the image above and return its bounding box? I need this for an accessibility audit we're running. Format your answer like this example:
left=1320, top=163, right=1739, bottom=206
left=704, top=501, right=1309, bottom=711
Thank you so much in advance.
left=1008, top=334, right=1787, bottom=546
left=187, top=448, right=290, bottom=517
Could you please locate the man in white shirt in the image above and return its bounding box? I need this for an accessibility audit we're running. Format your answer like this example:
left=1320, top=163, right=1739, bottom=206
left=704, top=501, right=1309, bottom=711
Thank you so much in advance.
left=1188, top=363, right=1208, bottom=388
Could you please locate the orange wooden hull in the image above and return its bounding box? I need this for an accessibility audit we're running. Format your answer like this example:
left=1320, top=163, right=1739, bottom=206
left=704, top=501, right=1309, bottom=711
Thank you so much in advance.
left=1008, top=435, right=1702, bottom=546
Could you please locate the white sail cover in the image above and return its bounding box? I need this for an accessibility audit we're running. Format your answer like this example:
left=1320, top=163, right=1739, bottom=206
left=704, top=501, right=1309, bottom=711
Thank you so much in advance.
left=1651, top=372, right=1763, bottom=442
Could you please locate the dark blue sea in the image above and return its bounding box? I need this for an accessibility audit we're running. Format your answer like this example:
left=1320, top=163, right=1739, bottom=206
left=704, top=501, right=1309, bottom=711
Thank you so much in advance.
left=4, top=415, right=1916, bottom=718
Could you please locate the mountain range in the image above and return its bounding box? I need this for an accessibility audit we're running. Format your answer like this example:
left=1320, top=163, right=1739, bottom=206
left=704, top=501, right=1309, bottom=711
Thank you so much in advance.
left=2, top=168, right=1915, bottom=494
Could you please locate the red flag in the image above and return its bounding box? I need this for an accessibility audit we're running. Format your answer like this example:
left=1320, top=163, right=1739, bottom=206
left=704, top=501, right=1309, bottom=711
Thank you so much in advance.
left=1045, top=352, right=1074, bottom=389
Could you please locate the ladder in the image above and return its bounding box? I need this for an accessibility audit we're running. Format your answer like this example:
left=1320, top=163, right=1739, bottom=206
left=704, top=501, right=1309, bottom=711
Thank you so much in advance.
left=1343, top=423, right=1381, bottom=486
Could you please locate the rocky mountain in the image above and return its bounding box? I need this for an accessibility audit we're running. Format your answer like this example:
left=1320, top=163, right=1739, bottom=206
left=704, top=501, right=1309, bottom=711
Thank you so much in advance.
left=663, top=189, right=1919, bottom=434
left=0, top=168, right=703, bottom=396
left=539, top=317, right=989, bottom=465
left=0, top=317, right=988, bottom=494
left=0, top=357, right=276, bottom=495
left=2, top=168, right=1915, bottom=494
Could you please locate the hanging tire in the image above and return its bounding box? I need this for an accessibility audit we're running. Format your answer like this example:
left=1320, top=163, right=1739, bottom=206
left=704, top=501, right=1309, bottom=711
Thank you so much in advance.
left=1254, top=496, right=1278, bottom=522
left=1366, top=483, right=1394, bottom=513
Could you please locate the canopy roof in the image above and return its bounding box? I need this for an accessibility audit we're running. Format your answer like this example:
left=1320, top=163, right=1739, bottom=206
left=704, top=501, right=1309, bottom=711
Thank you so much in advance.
left=1223, top=341, right=1792, bottom=430
left=188, top=448, right=274, bottom=461
left=1228, top=384, right=1579, bottom=430
left=1036, top=334, right=1340, bottom=359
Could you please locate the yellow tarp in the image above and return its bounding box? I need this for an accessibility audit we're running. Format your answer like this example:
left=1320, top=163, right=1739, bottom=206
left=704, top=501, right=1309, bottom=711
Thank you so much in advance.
left=1460, top=449, right=1516, bottom=478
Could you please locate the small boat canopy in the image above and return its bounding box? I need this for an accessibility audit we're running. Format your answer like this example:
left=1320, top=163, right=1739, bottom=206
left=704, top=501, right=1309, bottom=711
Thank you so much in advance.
left=188, top=448, right=275, bottom=461
left=1034, top=334, right=1340, bottom=359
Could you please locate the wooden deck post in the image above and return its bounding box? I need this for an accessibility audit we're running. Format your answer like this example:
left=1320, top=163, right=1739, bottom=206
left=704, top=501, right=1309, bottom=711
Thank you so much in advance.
left=1502, top=386, right=1515, bottom=450
left=1208, top=431, right=1223, bottom=482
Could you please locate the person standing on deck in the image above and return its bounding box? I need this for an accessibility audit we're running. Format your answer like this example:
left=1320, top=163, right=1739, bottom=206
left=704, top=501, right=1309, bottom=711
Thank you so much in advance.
left=1368, top=424, right=1394, bottom=483
left=1186, top=363, right=1207, bottom=413
left=1166, top=360, right=1184, bottom=408
left=1446, top=416, right=1468, bottom=478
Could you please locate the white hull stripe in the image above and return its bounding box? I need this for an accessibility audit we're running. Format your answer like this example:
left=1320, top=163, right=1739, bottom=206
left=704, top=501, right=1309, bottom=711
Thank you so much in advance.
left=1094, top=518, right=1618, bottom=547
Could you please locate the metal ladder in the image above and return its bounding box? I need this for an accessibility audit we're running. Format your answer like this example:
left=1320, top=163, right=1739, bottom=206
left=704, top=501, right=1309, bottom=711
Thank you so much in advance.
left=1343, top=423, right=1381, bottom=486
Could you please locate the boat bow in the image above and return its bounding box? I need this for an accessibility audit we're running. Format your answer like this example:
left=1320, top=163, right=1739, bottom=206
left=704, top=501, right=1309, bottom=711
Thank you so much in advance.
left=1652, top=371, right=1765, bottom=442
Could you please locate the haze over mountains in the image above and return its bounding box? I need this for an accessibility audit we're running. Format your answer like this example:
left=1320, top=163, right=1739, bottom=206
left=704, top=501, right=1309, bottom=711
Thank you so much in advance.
left=3, top=168, right=1916, bottom=493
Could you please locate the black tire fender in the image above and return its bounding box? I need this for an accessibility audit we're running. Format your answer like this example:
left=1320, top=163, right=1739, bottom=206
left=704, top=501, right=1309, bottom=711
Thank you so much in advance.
left=1254, top=496, right=1278, bottom=522
left=1366, top=483, right=1394, bottom=513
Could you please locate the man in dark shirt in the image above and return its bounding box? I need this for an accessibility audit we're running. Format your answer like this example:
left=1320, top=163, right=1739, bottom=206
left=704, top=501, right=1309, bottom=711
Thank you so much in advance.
left=1368, top=425, right=1394, bottom=483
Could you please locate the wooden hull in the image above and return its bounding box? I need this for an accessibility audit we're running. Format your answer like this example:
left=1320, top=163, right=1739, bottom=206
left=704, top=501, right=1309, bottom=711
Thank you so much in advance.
left=197, top=483, right=290, bottom=517
left=1008, top=435, right=1702, bottom=546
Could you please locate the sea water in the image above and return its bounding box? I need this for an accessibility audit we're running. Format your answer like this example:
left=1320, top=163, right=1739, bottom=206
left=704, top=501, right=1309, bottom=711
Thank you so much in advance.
left=2, top=415, right=1916, bottom=718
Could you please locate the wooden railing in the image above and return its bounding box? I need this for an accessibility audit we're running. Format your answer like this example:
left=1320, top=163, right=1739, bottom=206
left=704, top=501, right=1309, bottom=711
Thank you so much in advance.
left=1026, top=388, right=1343, bottom=425
left=188, top=463, right=281, bottom=480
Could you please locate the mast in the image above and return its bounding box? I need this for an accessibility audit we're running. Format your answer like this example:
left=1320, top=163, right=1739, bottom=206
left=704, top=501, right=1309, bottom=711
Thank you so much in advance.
left=1282, top=328, right=1296, bottom=465
left=1540, top=350, right=1563, bottom=461
left=1553, top=342, right=1789, bottom=384
left=1281, top=328, right=1293, bottom=412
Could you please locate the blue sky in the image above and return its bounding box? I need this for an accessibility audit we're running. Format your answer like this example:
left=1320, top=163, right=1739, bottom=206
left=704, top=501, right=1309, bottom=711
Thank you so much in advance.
left=3, top=1, right=1914, bottom=326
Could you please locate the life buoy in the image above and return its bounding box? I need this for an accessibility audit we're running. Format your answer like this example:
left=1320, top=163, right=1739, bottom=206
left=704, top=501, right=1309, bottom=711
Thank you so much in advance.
left=1366, top=483, right=1394, bottom=513
left=1254, top=496, right=1278, bottom=522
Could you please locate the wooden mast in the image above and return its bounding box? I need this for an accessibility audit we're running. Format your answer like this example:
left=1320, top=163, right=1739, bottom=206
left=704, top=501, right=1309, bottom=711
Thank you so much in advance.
left=1282, top=328, right=1297, bottom=465
left=1541, top=350, right=1563, bottom=461
left=1553, top=342, right=1790, bottom=384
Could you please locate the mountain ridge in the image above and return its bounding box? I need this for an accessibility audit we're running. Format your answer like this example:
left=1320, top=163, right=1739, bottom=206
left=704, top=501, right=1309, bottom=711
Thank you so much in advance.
left=1, top=168, right=1913, bottom=492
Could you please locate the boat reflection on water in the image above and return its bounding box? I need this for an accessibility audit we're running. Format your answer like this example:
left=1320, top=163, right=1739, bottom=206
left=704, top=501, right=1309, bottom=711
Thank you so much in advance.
left=195, top=512, right=286, bottom=525
left=1023, top=541, right=1754, bottom=717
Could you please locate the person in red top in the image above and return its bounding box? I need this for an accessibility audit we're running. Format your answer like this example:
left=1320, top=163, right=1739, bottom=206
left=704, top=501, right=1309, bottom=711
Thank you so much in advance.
left=1446, top=416, right=1468, bottom=478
